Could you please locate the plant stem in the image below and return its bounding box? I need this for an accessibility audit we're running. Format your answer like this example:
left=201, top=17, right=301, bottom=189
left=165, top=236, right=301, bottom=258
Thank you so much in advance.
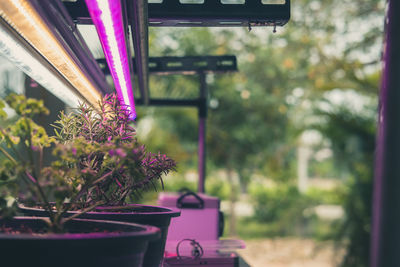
left=25, top=120, right=36, bottom=177
left=24, top=171, right=55, bottom=223
left=92, top=170, right=114, bottom=185
left=39, top=146, right=43, bottom=174
left=68, top=170, right=113, bottom=205
left=0, top=146, right=17, bottom=165
left=61, top=200, right=105, bottom=224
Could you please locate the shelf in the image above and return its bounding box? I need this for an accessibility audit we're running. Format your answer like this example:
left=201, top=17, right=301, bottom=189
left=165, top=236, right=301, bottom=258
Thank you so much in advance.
left=135, top=98, right=202, bottom=107
left=98, top=55, right=236, bottom=107
left=147, top=0, right=290, bottom=27
left=64, top=0, right=290, bottom=27
left=97, top=55, right=237, bottom=75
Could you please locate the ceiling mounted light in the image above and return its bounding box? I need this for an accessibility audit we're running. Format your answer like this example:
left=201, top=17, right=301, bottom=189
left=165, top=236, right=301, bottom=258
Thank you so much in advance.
left=0, top=0, right=102, bottom=107
left=85, top=0, right=136, bottom=119
left=0, top=18, right=83, bottom=107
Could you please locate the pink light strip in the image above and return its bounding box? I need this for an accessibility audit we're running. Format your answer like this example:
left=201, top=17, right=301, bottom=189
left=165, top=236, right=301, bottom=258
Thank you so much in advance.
left=85, top=0, right=136, bottom=119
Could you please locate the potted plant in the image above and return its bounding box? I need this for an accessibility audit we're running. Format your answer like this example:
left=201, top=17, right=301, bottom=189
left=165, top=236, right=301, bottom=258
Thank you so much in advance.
left=20, top=94, right=180, bottom=267
left=0, top=94, right=160, bottom=267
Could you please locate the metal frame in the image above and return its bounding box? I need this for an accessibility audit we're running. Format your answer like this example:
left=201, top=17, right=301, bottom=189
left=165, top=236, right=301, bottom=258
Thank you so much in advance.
left=63, top=0, right=288, bottom=111
left=127, top=0, right=149, bottom=104
left=61, top=0, right=287, bottom=193
left=134, top=56, right=236, bottom=192
left=64, top=0, right=290, bottom=27
left=97, top=55, right=237, bottom=75
left=371, top=1, right=400, bottom=266
left=147, top=0, right=290, bottom=27
left=197, top=72, right=207, bottom=193
left=108, top=55, right=236, bottom=193
left=148, top=56, right=237, bottom=74
left=136, top=71, right=210, bottom=193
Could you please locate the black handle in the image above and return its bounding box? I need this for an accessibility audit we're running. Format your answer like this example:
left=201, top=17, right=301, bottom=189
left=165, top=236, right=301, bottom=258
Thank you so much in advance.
left=218, top=211, right=224, bottom=237
left=177, top=191, right=204, bottom=209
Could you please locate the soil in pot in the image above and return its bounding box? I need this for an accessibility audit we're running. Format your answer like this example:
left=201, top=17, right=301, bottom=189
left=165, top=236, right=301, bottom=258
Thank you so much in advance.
left=0, top=216, right=160, bottom=267
left=20, top=204, right=180, bottom=267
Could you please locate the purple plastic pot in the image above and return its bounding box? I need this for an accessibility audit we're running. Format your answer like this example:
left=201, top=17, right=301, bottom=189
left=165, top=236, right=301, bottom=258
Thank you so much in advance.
left=20, top=204, right=180, bottom=267
left=0, top=217, right=160, bottom=267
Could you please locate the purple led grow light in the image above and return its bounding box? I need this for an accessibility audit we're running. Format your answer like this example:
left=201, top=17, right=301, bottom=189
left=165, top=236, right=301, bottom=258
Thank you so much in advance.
left=85, top=0, right=136, bottom=119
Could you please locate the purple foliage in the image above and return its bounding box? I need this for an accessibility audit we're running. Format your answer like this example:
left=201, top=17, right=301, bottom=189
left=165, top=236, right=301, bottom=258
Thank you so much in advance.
left=53, top=93, right=177, bottom=206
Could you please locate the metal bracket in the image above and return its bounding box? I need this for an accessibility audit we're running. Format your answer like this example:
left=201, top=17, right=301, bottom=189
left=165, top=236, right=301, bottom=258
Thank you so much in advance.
left=63, top=0, right=290, bottom=27
left=97, top=55, right=237, bottom=75
left=148, top=0, right=290, bottom=27
left=128, top=0, right=149, bottom=104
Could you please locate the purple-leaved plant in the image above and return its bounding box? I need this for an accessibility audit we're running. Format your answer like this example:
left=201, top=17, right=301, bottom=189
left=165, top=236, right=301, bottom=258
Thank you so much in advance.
left=53, top=93, right=176, bottom=206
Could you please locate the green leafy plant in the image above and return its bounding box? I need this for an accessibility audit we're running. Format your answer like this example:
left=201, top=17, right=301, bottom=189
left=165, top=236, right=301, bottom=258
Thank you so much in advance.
left=0, top=94, right=67, bottom=232
left=0, top=93, right=176, bottom=232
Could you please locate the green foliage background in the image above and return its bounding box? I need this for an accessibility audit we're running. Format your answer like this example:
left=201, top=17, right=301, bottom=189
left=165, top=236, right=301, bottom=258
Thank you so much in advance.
left=0, top=0, right=385, bottom=265
left=135, top=1, right=385, bottom=266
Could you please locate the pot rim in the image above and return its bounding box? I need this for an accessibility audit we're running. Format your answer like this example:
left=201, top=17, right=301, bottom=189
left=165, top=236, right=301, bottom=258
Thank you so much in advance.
left=88, top=204, right=181, bottom=217
left=0, top=216, right=161, bottom=241
left=19, top=203, right=181, bottom=218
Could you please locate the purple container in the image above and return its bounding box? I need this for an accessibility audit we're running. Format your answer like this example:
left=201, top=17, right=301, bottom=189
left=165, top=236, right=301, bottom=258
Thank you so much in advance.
left=158, top=192, right=221, bottom=242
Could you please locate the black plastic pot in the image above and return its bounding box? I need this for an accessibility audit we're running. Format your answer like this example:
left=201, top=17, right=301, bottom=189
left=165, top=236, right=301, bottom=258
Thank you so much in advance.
left=0, top=217, right=160, bottom=267
left=20, top=204, right=180, bottom=267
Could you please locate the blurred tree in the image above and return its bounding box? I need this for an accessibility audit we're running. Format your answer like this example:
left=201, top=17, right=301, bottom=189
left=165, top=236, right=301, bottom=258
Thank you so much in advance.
left=291, top=1, right=384, bottom=266
left=140, top=0, right=385, bottom=260
left=312, top=95, right=376, bottom=267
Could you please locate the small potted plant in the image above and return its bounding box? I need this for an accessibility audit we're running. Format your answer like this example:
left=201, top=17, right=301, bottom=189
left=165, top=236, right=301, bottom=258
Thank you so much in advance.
left=0, top=94, right=160, bottom=267
left=20, top=94, right=180, bottom=267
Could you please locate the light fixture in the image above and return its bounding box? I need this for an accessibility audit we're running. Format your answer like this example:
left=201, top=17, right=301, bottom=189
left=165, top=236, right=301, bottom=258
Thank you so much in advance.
left=0, top=17, right=83, bottom=107
left=85, top=0, right=136, bottom=119
left=0, top=0, right=102, bottom=107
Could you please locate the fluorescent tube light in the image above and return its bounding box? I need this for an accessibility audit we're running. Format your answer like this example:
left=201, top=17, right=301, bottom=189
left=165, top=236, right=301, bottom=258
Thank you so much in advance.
left=85, top=0, right=136, bottom=119
left=0, top=18, right=83, bottom=107
left=0, top=0, right=102, bottom=107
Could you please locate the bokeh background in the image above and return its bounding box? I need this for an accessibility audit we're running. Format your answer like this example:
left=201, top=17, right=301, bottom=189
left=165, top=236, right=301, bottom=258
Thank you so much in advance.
left=0, top=0, right=386, bottom=266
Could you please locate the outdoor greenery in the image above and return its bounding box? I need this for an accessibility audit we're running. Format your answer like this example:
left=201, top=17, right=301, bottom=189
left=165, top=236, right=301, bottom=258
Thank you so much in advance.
left=136, top=0, right=384, bottom=266
left=313, top=98, right=376, bottom=267
left=0, top=0, right=385, bottom=265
